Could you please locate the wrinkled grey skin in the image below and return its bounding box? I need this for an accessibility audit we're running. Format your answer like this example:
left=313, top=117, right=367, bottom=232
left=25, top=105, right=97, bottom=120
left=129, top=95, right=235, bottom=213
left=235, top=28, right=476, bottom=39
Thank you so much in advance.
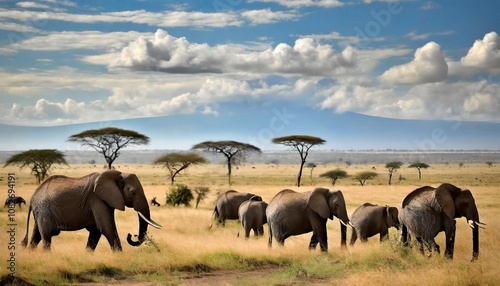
left=238, top=196, right=268, bottom=239
left=4, top=196, right=26, bottom=209
left=399, top=183, right=483, bottom=261
left=267, top=187, right=350, bottom=252
left=350, top=203, right=400, bottom=245
left=212, top=190, right=262, bottom=227
left=21, top=170, right=161, bottom=251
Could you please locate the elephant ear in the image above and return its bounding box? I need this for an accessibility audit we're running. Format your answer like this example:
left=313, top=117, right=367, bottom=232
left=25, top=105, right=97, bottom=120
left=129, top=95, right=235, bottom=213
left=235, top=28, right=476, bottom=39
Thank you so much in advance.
left=384, top=206, right=392, bottom=226
left=94, top=170, right=125, bottom=211
left=308, top=188, right=330, bottom=219
left=435, top=183, right=460, bottom=219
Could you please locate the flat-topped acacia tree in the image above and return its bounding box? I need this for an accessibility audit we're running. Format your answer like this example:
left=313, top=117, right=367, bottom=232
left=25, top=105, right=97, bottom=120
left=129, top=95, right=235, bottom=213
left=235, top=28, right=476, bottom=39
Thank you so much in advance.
left=191, top=140, right=261, bottom=185
left=272, top=135, right=326, bottom=187
left=4, top=149, right=68, bottom=183
left=68, top=127, right=150, bottom=169
left=154, top=152, right=207, bottom=185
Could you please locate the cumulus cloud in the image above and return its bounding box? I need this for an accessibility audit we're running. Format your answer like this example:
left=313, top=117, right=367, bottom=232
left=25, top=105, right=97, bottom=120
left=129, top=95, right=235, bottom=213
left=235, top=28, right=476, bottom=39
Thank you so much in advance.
left=249, top=0, right=344, bottom=8
left=461, top=32, right=500, bottom=72
left=241, top=9, right=300, bottom=25
left=379, top=42, right=448, bottom=85
left=92, top=29, right=359, bottom=76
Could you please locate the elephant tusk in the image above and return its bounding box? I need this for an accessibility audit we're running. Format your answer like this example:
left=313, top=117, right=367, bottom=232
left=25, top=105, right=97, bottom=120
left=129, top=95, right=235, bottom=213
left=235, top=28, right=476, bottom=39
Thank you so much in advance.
left=339, top=220, right=349, bottom=227
left=468, top=220, right=476, bottom=229
left=138, top=212, right=162, bottom=229
left=348, top=221, right=355, bottom=228
left=475, top=221, right=486, bottom=229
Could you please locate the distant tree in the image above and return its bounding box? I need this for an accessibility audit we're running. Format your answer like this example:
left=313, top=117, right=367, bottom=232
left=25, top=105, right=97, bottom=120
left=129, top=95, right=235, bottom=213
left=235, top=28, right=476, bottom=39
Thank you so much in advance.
left=353, top=171, right=378, bottom=186
left=166, top=184, right=194, bottom=207
left=191, top=140, right=261, bottom=185
left=486, top=162, right=494, bottom=168
left=306, top=162, right=317, bottom=182
left=408, top=162, right=430, bottom=180
left=154, top=152, right=207, bottom=185
left=459, top=162, right=464, bottom=169
left=67, top=127, right=150, bottom=169
left=4, top=149, right=68, bottom=183
left=272, top=135, right=326, bottom=187
left=193, top=187, right=210, bottom=209
left=320, top=169, right=348, bottom=186
left=345, top=161, right=352, bottom=167
left=385, top=161, right=403, bottom=185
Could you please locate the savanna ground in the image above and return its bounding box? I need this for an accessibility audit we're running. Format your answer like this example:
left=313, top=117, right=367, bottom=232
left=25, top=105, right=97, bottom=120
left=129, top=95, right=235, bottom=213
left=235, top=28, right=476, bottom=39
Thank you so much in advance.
left=0, top=161, right=499, bottom=285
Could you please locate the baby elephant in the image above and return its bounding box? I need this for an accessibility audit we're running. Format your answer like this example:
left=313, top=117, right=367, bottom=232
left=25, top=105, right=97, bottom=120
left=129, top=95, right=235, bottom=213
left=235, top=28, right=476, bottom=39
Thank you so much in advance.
left=350, top=203, right=400, bottom=245
left=238, top=196, right=268, bottom=239
left=4, top=196, right=26, bottom=209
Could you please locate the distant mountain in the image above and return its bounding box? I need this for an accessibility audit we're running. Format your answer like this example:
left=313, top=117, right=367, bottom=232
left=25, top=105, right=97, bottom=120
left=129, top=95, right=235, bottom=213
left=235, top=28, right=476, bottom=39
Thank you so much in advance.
left=1, top=101, right=500, bottom=151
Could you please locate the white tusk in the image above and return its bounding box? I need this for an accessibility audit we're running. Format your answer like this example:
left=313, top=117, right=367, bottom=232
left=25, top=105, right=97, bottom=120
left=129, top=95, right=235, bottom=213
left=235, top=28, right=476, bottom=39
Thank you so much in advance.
left=468, top=220, right=475, bottom=229
left=340, top=220, right=347, bottom=227
left=138, top=212, right=162, bottom=229
left=349, top=221, right=355, bottom=228
left=475, top=221, right=486, bottom=229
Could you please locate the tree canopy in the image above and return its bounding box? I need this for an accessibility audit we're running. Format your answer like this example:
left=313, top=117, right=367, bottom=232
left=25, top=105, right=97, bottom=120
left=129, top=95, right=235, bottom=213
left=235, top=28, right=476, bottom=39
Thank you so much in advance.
left=154, top=152, right=207, bottom=185
left=67, top=127, right=150, bottom=169
left=408, top=162, right=430, bottom=180
left=272, top=135, right=326, bottom=187
left=320, top=169, right=348, bottom=186
left=191, top=140, right=261, bottom=185
left=353, top=171, right=378, bottom=186
left=4, top=149, right=68, bottom=183
left=385, top=161, right=403, bottom=185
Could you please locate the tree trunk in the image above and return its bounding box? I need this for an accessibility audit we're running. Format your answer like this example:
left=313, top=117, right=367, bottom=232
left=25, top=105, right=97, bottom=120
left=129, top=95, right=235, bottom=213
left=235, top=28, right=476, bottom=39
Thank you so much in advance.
left=297, top=159, right=305, bottom=187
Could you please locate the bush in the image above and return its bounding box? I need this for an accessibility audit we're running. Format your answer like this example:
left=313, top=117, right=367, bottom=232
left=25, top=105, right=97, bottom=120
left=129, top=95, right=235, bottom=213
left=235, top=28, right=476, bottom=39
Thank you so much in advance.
left=166, top=184, right=194, bottom=206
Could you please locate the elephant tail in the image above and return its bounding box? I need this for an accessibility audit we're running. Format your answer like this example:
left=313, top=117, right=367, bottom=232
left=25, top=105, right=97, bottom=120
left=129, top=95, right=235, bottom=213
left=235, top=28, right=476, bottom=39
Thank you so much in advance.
left=21, top=205, right=32, bottom=247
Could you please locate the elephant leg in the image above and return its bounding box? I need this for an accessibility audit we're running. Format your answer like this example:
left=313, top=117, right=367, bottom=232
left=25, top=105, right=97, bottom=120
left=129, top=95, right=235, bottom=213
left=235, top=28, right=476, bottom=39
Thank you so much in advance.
left=444, top=219, right=456, bottom=259
left=258, top=226, right=264, bottom=236
left=86, top=225, right=102, bottom=251
left=350, top=229, right=358, bottom=245
left=312, top=223, right=328, bottom=251
left=401, top=224, right=409, bottom=246
left=416, top=236, right=425, bottom=255
left=309, top=234, right=319, bottom=250
left=29, top=223, right=42, bottom=249
left=380, top=227, right=389, bottom=242
left=102, top=228, right=122, bottom=251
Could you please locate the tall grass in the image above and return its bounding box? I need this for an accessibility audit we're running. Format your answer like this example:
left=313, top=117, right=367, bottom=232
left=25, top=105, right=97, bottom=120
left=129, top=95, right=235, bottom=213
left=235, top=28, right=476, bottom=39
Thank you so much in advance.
left=0, top=163, right=499, bottom=285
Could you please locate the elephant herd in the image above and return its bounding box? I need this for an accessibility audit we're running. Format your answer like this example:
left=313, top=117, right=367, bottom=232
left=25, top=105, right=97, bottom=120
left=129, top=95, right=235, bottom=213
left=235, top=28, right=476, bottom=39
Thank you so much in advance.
left=18, top=170, right=484, bottom=262
left=214, top=184, right=485, bottom=262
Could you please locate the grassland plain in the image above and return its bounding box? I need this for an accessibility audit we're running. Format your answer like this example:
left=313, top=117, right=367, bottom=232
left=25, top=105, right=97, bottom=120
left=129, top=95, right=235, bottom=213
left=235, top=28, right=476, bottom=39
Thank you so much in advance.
left=0, top=162, right=499, bottom=285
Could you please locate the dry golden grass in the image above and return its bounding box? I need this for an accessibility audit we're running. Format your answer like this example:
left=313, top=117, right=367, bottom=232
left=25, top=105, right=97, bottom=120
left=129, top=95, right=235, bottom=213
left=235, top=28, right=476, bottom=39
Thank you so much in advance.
left=0, top=162, right=499, bottom=285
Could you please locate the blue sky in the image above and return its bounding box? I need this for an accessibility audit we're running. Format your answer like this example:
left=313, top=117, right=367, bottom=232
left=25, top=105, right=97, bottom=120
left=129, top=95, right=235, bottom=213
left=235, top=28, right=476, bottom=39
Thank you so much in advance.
left=0, top=0, right=499, bottom=150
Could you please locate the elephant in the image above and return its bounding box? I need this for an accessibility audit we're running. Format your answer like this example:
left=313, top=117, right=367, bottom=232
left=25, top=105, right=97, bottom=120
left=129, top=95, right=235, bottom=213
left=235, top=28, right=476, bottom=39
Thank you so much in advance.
left=238, top=196, right=268, bottom=239
left=4, top=196, right=26, bottom=209
left=266, top=187, right=351, bottom=252
left=349, top=203, right=400, bottom=245
left=21, top=170, right=162, bottom=251
left=399, top=183, right=485, bottom=261
left=211, top=190, right=262, bottom=227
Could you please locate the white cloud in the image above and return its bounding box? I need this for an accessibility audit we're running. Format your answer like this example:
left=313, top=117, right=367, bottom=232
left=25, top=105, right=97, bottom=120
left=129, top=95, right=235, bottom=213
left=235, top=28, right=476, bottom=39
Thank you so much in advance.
left=249, top=0, right=344, bottom=8
left=89, top=29, right=360, bottom=77
left=405, top=30, right=454, bottom=41
left=241, top=9, right=300, bottom=25
left=379, top=42, right=448, bottom=85
left=461, top=32, right=500, bottom=72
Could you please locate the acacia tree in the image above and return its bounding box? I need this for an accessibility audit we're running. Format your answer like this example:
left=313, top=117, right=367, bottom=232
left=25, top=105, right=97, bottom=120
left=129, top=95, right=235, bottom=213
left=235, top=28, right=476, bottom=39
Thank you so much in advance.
left=353, top=171, right=378, bottom=186
left=408, top=162, right=430, bottom=180
left=4, top=149, right=68, bottom=183
left=320, top=169, right=348, bottom=186
left=307, top=162, right=317, bottom=182
left=191, top=140, right=261, bottom=185
left=154, top=152, right=207, bottom=185
left=272, top=135, right=326, bottom=187
left=385, top=161, right=403, bottom=185
left=67, top=127, right=150, bottom=169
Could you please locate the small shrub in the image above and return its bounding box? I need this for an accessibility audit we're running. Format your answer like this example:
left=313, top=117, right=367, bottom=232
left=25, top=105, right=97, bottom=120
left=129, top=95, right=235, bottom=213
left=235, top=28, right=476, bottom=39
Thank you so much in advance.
left=166, top=184, right=194, bottom=206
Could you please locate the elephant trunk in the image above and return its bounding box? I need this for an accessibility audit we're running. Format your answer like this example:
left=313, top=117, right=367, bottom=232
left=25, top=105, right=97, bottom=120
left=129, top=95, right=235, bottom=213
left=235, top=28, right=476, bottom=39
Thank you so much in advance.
left=127, top=210, right=162, bottom=247
left=472, top=222, right=479, bottom=261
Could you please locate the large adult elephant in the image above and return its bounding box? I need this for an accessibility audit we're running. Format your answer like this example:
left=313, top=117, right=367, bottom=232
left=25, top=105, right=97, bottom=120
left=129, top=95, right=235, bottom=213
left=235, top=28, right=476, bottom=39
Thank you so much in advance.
left=212, top=190, right=262, bottom=227
left=350, top=203, right=400, bottom=245
left=267, top=187, right=351, bottom=252
left=238, top=196, right=268, bottom=239
left=399, top=183, right=485, bottom=261
left=21, top=170, right=162, bottom=251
